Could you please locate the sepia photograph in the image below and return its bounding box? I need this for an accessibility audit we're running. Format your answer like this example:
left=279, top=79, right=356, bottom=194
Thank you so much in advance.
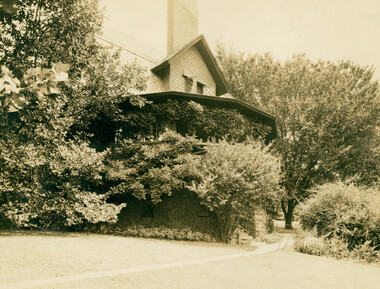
left=0, top=0, right=379, bottom=288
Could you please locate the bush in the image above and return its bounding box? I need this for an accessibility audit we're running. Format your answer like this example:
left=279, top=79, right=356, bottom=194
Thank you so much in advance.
left=351, top=241, right=380, bottom=264
left=294, top=230, right=379, bottom=263
left=104, top=131, right=200, bottom=204
left=294, top=231, right=327, bottom=256
left=108, top=225, right=214, bottom=242
left=299, top=182, right=380, bottom=251
left=256, top=233, right=283, bottom=244
left=188, top=139, right=281, bottom=243
left=0, top=138, right=125, bottom=230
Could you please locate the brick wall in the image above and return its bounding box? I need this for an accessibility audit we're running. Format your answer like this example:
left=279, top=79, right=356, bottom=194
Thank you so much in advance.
left=169, top=45, right=216, bottom=96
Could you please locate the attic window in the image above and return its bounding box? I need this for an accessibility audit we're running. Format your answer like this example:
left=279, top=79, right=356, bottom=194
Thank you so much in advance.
left=184, top=75, right=194, bottom=93
left=197, top=82, right=204, bottom=94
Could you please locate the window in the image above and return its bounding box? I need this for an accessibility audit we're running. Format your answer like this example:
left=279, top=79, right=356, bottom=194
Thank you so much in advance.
left=184, top=75, right=194, bottom=93
left=197, top=82, right=204, bottom=94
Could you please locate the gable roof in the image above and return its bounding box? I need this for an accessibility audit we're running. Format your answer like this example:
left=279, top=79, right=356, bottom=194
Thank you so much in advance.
left=151, top=34, right=230, bottom=96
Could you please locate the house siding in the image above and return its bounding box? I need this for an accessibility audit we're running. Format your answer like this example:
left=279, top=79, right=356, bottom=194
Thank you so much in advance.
left=157, top=65, right=170, bottom=91
left=169, top=45, right=216, bottom=96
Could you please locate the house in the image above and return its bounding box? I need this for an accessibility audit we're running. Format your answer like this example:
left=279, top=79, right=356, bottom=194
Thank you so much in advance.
left=97, top=0, right=277, bottom=145
left=100, top=0, right=277, bottom=239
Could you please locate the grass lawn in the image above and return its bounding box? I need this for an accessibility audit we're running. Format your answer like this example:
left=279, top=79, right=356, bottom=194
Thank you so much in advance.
left=52, top=249, right=380, bottom=289
left=0, top=231, right=379, bottom=289
left=0, top=231, right=252, bottom=286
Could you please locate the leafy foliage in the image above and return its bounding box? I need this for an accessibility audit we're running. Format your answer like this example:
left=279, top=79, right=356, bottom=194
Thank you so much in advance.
left=111, top=225, right=214, bottom=242
left=104, top=131, right=201, bottom=204
left=0, top=63, right=69, bottom=120
left=216, top=45, right=380, bottom=228
left=188, top=139, right=281, bottom=242
left=0, top=0, right=148, bottom=147
left=0, top=131, right=125, bottom=229
left=299, top=181, right=380, bottom=252
left=120, top=100, right=270, bottom=142
left=294, top=230, right=379, bottom=263
left=0, top=0, right=147, bottom=230
left=0, top=0, right=102, bottom=77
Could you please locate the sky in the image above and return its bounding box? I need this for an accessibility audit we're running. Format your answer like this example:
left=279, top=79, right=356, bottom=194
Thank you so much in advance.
left=99, top=0, right=380, bottom=80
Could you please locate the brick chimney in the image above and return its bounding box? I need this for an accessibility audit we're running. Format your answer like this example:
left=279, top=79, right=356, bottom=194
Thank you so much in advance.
left=167, top=0, right=199, bottom=56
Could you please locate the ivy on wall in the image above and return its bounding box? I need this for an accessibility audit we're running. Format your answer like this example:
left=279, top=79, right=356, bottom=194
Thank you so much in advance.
left=118, top=100, right=271, bottom=142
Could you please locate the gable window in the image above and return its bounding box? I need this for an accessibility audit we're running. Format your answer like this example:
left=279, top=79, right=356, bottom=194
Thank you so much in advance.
left=197, top=82, right=204, bottom=94
left=184, top=75, right=194, bottom=93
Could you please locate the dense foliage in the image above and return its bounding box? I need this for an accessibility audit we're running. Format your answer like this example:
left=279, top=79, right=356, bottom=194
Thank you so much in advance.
left=0, top=63, right=128, bottom=229
left=1, top=0, right=102, bottom=77
left=294, top=230, right=379, bottom=263
left=0, top=0, right=147, bottom=146
left=104, top=132, right=281, bottom=242
left=188, top=140, right=281, bottom=242
left=216, top=46, right=380, bottom=228
left=0, top=1, right=277, bottom=234
left=119, top=100, right=270, bottom=142
left=104, top=131, right=201, bottom=204
left=298, top=182, right=380, bottom=253
left=0, top=0, right=146, bottom=229
left=110, top=225, right=214, bottom=242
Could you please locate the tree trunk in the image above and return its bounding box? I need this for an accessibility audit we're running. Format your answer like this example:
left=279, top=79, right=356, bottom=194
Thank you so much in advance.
left=281, top=199, right=295, bottom=230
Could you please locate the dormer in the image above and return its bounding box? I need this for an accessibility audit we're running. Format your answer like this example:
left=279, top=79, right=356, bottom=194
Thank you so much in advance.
left=152, top=35, right=229, bottom=96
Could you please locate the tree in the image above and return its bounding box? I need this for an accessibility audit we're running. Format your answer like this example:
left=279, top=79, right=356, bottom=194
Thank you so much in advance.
left=188, top=140, right=281, bottom=242
left=217, top=45, right=380, bottom=229
left=0, top=0, right=102, bottom=77
left=0, top=0, right=147, bottom=229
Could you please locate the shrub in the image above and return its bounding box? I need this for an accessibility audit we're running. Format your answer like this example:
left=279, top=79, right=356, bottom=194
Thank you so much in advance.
left=294, top=231, right=326, bottom=256
left=109, top=225, right=214, bottom=242
left=299, top=182, right=380, bottom=251
left=351, top=241, right=379, bottom=263
left=256, top=232, right=283, bottom=244
left=294, top=230, right=379, bottom=263
left=188, top=139, right=281, bottom=242
left=0, top=138, right=125, bottom=230
left=104, top=131, right=200, bottom=204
